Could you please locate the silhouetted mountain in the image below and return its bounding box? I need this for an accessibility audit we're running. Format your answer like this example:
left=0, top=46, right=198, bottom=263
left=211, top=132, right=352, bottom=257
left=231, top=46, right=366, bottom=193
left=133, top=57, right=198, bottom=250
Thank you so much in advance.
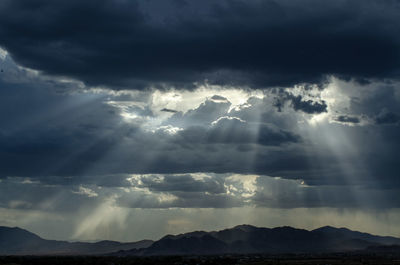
left=118, top=225, right=400, bottom=256
left=140, top=234, right=229, bottom=255
left=312, top=226, right=400, bottom=245
left=2, top=225, right=400, bottom=256
left=0, top=226, right=153, bottom=255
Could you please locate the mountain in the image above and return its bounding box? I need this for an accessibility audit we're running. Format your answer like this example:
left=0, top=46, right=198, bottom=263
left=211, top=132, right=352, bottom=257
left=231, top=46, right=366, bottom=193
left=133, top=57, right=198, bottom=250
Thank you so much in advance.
left=118, top=225, right=400, bottom=256
left=0, top=226, right=153, bottom=255
left=2, top=225, right=400, bottom=256
left=312, top=226, right=400, bottom=245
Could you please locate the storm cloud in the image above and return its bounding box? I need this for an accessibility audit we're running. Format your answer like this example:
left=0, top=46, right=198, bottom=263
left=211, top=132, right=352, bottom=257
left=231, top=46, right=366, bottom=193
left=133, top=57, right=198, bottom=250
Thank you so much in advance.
left=1, top=0, right=400, bottom=89
left=333, top=115, right=361, bottom=125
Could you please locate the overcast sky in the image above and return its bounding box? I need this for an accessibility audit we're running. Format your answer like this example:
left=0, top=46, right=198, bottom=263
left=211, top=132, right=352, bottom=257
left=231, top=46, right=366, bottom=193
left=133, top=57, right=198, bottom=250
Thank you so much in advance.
left=0, top=0, right=400, bottom=242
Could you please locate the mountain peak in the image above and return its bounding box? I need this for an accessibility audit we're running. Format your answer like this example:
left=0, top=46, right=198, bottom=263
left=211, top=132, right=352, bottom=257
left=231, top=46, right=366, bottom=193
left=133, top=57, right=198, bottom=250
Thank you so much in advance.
left=0, top=226, right=23, bottom=230
left=313, top=226, right=352, bottom=233
left=313, top=225, right=338, bottom=231
left=0, top=226, right=42, bottom=239
left=232, top=224, right=258, bottom=231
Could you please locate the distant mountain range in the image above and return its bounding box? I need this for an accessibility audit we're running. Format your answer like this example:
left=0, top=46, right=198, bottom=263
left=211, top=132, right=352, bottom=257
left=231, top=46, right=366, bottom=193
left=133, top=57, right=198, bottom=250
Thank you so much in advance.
left=0, top=226, right=153, bottom=255
left=1, top=225, right=400, bottom=256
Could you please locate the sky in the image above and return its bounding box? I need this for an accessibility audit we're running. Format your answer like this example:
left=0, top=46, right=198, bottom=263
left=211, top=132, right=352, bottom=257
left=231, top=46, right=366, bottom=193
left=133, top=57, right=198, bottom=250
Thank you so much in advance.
left=0, top=0, right=400, bottom=242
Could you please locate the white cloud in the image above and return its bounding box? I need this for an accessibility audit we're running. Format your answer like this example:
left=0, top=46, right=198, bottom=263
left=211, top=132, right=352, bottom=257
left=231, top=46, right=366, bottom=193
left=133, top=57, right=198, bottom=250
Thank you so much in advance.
left=73, top=186, right=99, bottom=198
left=0, top=47, right=7, bottom=60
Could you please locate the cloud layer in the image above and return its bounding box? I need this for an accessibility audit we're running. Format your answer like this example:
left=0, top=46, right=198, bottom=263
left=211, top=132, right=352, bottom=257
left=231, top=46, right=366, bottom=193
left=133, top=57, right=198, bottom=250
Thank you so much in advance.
left=1, top=54, right=399, bottom=191
left=1, top=0, right=400, bottom=89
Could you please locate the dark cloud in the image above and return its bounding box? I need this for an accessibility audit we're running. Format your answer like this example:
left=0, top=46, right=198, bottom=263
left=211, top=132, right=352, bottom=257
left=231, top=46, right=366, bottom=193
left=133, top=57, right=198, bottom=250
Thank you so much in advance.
left=252, top=176, right=400, bottom=208
left=333, top=115, right=361, bottom=124
left=289, top=95, right=327, bottom=114
left=272, top=90, right=327, bottom=114
left=0, top=80, right=139, bottom=177
left=161, top=108, right=178, bottom=113
left=0, top=177, right=103, bottom=212
left=1, top=0, right=400, bottom=89
left=374, top=108, right=400, bottom=125
left=210, top=95, right=229, bottom=102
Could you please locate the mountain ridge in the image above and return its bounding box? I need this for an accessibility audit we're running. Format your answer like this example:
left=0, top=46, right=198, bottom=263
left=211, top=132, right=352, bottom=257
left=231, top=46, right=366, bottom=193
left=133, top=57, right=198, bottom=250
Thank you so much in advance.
left=1, top=225, right=400, bottom=256
left=116, top=224, right=400, bottom=256
left=0, top=226, right=153, bottom=255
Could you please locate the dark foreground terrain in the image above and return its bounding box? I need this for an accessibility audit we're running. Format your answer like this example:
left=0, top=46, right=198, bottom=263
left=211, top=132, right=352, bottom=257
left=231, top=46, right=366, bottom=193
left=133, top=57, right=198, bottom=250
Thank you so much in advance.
left=1, top=254, right=400, bottom=265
